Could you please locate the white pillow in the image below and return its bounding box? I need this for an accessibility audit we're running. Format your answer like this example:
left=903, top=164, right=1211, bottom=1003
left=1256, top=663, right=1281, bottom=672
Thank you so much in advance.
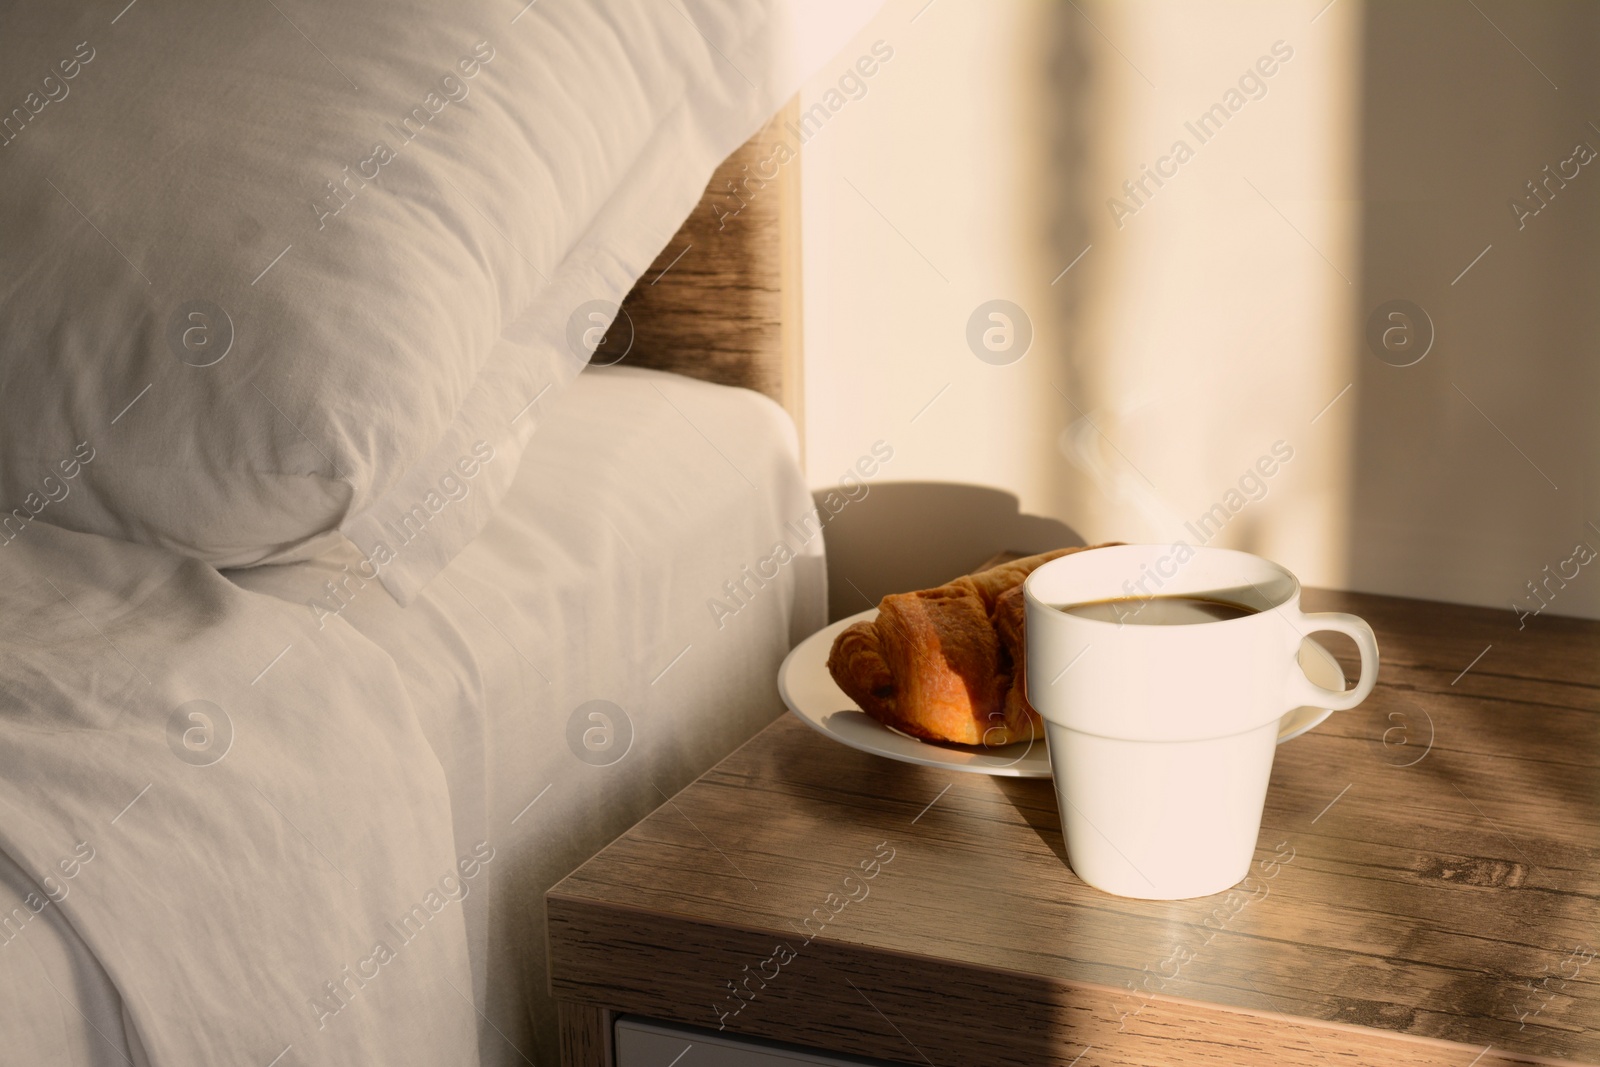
left=0, top=0, right=879, bottom=602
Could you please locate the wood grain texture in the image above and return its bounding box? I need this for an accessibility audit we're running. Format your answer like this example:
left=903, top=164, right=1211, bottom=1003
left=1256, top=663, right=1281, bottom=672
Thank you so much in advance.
left=558, top=1000, right=612, bottom=1067
left=610, top=100, right=801, bottom=428
left=547, top=590, right=1600, bottom=1066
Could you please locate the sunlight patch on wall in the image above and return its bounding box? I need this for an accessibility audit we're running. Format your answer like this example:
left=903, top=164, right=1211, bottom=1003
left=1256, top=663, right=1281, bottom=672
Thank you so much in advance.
left=1060, top=0, right=1363, bottom=589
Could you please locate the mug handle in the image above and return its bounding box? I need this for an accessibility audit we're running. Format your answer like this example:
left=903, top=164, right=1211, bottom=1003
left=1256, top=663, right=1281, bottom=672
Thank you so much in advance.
left=1287, top=611, right=1380, bottom=712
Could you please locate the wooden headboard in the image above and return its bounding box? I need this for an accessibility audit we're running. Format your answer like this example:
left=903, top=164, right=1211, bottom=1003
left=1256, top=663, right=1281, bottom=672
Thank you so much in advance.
left=608, top=101, right=802, bottom=440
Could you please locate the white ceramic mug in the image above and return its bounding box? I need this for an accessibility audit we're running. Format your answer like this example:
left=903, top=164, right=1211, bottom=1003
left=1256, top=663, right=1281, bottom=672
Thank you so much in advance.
left=1023, top=544, right=1378, bottom=899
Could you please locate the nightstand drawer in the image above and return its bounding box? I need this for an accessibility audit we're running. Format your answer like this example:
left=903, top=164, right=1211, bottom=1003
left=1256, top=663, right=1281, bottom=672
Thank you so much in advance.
left=615, top=1017, right=901, bottom=1067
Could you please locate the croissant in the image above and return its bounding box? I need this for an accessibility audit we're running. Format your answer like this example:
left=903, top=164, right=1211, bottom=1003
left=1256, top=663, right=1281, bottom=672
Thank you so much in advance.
left=826, top=546, right=1107, bottom=747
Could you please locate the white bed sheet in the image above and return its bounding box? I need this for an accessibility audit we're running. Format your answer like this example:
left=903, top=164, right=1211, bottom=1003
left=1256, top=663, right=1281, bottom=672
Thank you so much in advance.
left=0, top=366, right=824, bottom=1066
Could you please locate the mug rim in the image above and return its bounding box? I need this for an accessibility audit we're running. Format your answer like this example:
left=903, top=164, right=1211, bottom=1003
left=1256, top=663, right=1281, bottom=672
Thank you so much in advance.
left=1023, top=543, right=1302, bottom=626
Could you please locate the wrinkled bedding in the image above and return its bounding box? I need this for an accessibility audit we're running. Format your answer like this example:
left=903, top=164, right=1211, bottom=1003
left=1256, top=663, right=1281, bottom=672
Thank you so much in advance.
left=0, top=366, right=825, bottom=1065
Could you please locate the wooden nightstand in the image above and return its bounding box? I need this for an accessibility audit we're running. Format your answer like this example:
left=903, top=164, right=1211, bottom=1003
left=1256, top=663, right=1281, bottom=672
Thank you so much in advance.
left=547, top=589, right=1600, bottom=1066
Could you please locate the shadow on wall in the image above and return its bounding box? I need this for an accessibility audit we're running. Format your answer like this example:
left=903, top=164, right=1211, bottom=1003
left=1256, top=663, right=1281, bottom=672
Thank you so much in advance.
left=1036, top=2, right=1096, bottom=530
left=815, top=480, right=1084, bottom=622
left=1349, top=0, right=1600, bottom=616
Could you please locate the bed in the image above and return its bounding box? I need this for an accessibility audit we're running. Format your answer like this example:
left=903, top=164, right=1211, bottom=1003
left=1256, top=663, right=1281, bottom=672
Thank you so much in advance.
left=0, top=2, right=875, bottom=1063
left=0, top=364, right=820, bottom=1066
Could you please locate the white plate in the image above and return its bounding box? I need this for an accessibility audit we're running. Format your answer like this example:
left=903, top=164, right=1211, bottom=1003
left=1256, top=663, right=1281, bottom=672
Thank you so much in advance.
left=778, top=608, right=1344, bottom=778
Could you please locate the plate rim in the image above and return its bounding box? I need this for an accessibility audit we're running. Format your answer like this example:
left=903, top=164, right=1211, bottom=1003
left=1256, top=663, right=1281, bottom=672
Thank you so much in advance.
left=778, top=607, right=1343, bottom=778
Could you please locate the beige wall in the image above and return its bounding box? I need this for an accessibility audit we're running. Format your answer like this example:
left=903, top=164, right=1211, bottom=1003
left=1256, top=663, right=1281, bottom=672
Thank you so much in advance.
left=1348, top=0, right=1600, bottom=621
left=799, top=0, right=1600, bottom=622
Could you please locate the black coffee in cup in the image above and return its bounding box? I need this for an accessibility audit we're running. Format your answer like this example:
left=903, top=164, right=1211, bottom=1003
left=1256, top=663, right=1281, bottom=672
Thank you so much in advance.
left=1060, top=594, right=1258, bottom=626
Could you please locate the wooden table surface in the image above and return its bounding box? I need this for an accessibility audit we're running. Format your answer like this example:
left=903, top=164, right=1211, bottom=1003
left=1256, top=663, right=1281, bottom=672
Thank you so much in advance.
left=548, top=590, right=1600, bottom=1066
